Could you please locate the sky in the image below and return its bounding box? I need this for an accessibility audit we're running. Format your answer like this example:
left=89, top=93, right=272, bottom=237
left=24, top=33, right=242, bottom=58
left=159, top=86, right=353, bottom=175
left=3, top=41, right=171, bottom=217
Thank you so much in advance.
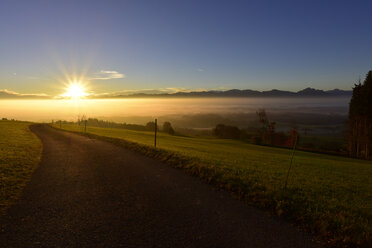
left=0, top=0, right=371, bottom=96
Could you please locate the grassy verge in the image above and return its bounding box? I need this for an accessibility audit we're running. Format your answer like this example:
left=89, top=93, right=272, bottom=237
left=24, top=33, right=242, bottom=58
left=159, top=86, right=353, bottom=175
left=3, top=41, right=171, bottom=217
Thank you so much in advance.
left=0, top=120, right=42, bottom=216
left=53, top=123, right=371, bottom=247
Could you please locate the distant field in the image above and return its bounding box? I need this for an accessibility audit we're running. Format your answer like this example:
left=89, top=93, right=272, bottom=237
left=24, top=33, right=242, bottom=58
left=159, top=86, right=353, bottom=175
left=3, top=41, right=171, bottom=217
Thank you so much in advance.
left=54, top=123, right=371, bottom=247
left=0, top=121, right=42, bottom=216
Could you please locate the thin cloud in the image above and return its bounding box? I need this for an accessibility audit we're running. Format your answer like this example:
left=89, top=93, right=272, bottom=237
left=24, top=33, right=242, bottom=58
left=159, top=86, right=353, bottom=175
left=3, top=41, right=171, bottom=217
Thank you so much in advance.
left=164, top=87, right=187, bottom=93
left=0, top=89, right=49, bottom=98
left=165, top=87, right=208, bottom=93
left=91, top=70, right=125, bottom=80
left=197, top=68, right=204, bottom=72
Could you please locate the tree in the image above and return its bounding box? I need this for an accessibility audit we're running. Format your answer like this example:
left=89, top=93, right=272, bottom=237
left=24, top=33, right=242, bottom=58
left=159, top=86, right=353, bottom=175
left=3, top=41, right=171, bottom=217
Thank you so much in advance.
left=146, top=121, right=157, bottom=131
left=212, top=124, right=241, bottom=139
left=348, top=70, right=372, bottom=159
left=255, top=109, right=270, bottom=144
left=269, top=121, right=276, bottom=145
left=256, top=109, right=269, bottom=131
left=286, top=122, right=299, bottom=147
left=77, top=114, right=86, bottom=126
left=163, top=121, right=175, bottom=135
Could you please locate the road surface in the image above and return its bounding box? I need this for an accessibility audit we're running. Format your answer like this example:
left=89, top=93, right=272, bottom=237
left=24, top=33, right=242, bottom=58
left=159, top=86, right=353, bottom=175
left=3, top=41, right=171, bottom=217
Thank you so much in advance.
left=0, top=124, right=321, bottom=247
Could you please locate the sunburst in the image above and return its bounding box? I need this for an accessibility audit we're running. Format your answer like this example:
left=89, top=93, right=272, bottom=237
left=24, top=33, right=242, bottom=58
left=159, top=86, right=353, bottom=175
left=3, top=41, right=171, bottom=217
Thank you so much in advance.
left=61, top=81, right=89, bottom=99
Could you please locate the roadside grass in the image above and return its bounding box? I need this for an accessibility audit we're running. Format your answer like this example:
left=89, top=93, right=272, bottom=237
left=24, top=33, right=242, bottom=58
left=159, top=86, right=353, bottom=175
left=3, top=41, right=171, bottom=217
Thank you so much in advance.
left=54, top=123, right=371, bottom=247
left=0, top=121, right=42, bottom=216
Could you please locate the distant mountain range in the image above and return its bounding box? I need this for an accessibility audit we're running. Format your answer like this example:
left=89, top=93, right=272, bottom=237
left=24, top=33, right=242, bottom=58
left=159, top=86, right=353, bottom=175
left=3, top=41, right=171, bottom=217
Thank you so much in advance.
left=102, top=88, right=352, bottom=98
left=0, top=87, right=352, bottom=99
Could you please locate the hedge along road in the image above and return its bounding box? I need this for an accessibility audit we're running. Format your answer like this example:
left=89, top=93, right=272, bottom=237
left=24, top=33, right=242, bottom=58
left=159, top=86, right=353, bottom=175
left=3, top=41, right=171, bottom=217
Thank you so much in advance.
left=0, top=124, right=321, bottom=248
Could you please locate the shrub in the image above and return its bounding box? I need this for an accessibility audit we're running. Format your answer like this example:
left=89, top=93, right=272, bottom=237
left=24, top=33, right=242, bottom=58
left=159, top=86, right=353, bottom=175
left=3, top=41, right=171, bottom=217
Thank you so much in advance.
left=146, top=121, right=157, bottom=131
left=212, top=124, right=241, bottom=139
left=163, top=121, right=175, bottom=135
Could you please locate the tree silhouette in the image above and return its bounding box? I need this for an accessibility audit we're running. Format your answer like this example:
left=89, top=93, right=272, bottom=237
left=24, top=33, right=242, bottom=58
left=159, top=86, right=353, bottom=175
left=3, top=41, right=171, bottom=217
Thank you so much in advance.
left=146, top=121, right=157, bottom=131
left=163, top=121, right=175, bottom=135
left=256, top=109, right=269, bottom=144
left=212, top=124, right=241, bottom=139
left=348, top=70, right=372, bottom=159
left=286, top=122, right=299, bottom=148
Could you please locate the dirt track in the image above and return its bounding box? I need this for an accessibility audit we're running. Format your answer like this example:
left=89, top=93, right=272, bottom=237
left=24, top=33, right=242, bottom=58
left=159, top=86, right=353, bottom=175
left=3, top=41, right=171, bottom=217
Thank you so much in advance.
left=0, top=124, right=321, bottom=247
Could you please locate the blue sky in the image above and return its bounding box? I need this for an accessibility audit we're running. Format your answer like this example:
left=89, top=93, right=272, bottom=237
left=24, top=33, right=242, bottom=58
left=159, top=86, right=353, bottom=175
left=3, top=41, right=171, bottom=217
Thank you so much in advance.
left=0, top=0, right=371, bottom=96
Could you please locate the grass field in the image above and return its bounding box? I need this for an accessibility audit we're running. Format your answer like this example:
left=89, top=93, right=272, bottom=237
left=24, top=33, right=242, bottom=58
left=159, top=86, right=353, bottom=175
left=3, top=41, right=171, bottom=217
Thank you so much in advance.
left=0, top=120, right=42, bottom=216
left=54, top=123, right=371, bottom=247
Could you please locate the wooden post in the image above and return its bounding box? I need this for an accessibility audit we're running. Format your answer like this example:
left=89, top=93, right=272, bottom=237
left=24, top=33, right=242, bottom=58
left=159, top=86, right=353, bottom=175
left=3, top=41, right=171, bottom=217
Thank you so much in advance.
left=154, top=119, right=157, bottom=148
left=84, top=120, right=87, bottom=133
left=284, top=134, right=298, bottom=190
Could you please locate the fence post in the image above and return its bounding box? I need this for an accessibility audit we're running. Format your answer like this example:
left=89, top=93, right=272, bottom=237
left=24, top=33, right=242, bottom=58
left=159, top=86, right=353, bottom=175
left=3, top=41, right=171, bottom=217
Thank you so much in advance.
left=284, top=134, right=298, bottom=190
left=84, top=120, right=87, bottom=132
left=154, top=119, right=157, bottom=148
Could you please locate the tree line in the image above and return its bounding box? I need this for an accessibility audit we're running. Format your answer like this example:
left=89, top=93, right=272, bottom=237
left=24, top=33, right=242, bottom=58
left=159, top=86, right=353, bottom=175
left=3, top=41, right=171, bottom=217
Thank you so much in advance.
left=75, top=118, right=175, bottom=135
left=348, top=70, right=372, bottom=159
left=212, top=109, right=298, bottom=148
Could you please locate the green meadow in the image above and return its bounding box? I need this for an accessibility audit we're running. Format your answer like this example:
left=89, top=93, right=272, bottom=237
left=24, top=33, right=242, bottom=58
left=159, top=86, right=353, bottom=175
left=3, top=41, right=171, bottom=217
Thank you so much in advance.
left=0, top=121, right=42, bottom=216
left=54, top=123, right=371, bottom=247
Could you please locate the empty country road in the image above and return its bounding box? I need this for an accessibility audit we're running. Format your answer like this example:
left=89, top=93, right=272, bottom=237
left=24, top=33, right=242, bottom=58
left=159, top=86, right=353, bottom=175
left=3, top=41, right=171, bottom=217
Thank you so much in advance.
left=0, top=124, right=321, bottom=248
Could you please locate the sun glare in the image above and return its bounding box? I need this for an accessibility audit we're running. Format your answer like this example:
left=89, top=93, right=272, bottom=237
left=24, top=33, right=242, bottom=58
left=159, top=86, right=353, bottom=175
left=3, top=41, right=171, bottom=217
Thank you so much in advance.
left=62, top=81, right=89, bottom=99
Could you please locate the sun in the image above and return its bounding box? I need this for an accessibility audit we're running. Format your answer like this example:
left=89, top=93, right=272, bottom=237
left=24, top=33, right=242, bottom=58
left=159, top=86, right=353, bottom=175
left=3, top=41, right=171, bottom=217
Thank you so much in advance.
left=62, top=81, right=89, bottom=99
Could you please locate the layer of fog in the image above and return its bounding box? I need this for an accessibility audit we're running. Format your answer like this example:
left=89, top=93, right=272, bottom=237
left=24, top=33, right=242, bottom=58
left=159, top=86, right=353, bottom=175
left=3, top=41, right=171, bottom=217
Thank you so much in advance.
left=1, top=97, right=350, bottom=134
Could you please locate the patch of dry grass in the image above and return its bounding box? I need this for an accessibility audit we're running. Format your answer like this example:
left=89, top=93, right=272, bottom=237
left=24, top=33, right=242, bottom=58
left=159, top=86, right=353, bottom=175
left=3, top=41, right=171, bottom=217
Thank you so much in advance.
left=0, top=120, right=42, bottom=216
